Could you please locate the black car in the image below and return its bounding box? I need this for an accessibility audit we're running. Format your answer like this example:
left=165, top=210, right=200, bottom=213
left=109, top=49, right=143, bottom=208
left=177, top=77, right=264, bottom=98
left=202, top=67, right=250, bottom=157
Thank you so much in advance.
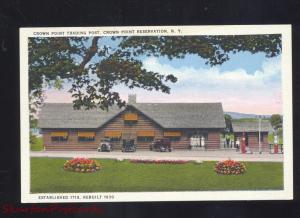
left=97, top=138, right=113, bottom=152
left=149, top=138, right=172, bottom=152
left=122, top=139, right=136, bottom=152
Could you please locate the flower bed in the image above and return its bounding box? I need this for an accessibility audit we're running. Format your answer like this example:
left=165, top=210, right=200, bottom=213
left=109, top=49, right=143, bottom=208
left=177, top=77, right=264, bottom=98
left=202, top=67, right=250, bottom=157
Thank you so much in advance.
left=215, top=159, right=246, bottom=175
left=130, top=159, right=189, bottom=164
left=63, top=157, right=101, bottom=173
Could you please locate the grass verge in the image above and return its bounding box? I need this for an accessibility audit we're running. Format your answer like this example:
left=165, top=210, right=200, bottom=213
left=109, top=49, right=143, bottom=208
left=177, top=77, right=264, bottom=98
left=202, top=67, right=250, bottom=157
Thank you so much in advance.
left=30, top=157, right=283, bottom=193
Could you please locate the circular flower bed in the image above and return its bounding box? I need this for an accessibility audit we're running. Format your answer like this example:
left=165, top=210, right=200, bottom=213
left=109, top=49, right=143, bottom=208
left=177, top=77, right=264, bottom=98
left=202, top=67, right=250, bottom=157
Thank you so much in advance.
left=63, top=157, right=101, bottom=173
left=215, top=159, right=246, bottom=175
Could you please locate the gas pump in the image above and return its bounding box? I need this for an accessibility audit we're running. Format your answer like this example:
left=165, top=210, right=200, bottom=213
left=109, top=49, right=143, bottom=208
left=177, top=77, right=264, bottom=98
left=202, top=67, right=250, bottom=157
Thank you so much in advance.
left=241, top=132, right=246, bottom=154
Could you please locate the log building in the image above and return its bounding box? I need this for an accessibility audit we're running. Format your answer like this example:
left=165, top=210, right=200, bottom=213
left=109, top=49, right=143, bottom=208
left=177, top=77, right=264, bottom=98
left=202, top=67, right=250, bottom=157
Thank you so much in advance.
left=38, top=96, right=226, bottom=151
left=232, top=120, right=272, bottom=152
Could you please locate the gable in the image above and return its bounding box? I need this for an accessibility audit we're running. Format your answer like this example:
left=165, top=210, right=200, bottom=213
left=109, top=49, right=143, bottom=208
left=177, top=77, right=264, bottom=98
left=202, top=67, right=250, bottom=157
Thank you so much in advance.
left=99, top=106, right=163, bottom=132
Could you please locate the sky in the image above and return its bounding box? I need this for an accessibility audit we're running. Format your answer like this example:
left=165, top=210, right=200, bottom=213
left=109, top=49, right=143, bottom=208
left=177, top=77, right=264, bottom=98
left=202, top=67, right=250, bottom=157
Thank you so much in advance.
left=44, top=38, right=282, bottom=115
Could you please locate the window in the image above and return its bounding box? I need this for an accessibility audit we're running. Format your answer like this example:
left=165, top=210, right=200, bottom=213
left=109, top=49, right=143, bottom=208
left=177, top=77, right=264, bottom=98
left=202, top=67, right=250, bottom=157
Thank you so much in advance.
left=51, top=136, right=68, bottom=142
left=110, top=137, right=121, bottom=142
left=124, top=113, right=138, bottom=120
left=137, top=136, right=154, bottom=142
left=166, top=137, right=180, bottom=142
left=124, top=120, right=137, bottom=125
left=164, top=131, right=181, bottom=142
left=124, top=113, right=138, bottom=125
left=51, top=131, right=68, bottom=142
left=78, top=132, right=95, bottom=142
left=78, top=136, right=95, bottom=142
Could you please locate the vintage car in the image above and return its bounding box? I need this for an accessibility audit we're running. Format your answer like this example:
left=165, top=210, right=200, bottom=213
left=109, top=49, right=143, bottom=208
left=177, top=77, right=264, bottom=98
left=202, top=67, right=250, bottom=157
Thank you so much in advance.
left=149, top=138, right=172, bottom=152
left=122, top=139, right=137, bottom=152
left=97, top=138, right=113, bottom=152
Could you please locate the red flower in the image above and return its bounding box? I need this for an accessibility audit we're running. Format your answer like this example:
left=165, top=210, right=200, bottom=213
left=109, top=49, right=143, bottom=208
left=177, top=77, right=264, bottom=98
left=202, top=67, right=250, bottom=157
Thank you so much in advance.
left=215, top=159, right=246, bottom=175
left=63, top=157, right=101, bottom=173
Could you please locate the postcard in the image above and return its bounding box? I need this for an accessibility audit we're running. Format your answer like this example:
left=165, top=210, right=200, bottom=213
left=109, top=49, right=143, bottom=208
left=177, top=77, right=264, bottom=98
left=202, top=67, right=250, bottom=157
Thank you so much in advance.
left=20, top=25, right=293, bottom=202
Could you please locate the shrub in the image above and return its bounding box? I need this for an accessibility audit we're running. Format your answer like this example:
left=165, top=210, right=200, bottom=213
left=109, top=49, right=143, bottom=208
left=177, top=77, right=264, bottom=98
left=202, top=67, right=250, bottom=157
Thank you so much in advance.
left=63, top=158, right=101, bottom=173
left=215, top=159, right=246, bottom=175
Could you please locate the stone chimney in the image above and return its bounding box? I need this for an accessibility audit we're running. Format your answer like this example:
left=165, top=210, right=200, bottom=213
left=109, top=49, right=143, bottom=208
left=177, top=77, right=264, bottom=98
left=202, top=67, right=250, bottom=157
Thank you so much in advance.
left=128, top=94, right=137, bottom=104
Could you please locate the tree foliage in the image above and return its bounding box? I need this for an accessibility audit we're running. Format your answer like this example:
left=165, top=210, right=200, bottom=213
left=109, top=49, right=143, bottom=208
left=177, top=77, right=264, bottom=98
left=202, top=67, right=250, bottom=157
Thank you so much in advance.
left=270, top=114, right=282, bottom=129
left=224, top=114, right=233, bottom=133
left=28, top=35, right=281, bottom=114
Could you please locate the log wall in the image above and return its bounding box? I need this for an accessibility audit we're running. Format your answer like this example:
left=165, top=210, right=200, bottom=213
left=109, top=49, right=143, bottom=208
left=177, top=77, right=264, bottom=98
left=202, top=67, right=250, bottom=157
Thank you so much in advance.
left=42, top=109, right=222, bottom=151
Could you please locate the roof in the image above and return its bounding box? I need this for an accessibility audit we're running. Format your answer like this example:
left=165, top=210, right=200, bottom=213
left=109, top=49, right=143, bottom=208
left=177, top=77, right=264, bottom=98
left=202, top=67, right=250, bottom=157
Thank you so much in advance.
left=38, top=102, right=226, bottom=129
left=38, top=103, right=124, bottom=129
left=133, top=103, right=225, bottom=129
left=232, top=120, right=272, bottom=133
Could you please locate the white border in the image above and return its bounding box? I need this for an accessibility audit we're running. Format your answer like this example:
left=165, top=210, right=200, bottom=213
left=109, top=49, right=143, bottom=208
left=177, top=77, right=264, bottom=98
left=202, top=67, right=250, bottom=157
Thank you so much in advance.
left=20, top=25, right=293, bottom=203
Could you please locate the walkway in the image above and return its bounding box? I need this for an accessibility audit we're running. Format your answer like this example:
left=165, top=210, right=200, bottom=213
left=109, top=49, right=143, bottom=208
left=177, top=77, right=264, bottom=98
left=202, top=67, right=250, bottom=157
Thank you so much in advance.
left=31, top=150, right=283, bottom=162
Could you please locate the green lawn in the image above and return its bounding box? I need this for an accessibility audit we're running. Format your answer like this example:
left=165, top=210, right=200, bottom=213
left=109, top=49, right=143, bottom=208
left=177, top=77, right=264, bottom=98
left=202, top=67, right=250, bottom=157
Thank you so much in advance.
left=30, top=157, right=283, bottom=193
left=30, top=137, right=44, bottom=151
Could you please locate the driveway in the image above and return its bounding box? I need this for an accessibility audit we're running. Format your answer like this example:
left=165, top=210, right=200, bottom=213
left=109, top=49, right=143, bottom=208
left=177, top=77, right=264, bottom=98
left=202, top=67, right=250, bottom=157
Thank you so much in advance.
left=31, top=150, right=283, bottom=162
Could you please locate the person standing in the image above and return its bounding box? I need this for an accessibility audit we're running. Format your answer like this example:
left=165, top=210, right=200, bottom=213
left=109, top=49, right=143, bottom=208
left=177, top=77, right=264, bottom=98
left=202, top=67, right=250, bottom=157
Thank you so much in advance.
left=236, top=137, right=240, bottom=152
left=200, top=136, right=205, bottom=148
left=225, top=135, right=230, bottom=148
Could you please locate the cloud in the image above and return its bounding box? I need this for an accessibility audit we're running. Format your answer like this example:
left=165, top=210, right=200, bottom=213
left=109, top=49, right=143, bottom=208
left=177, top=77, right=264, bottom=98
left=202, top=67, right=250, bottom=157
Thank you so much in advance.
left=142, top=56, right=281, bottom=88
left=44, top=56, right=282, bottom=114
left=140, top=56, right=282, bottom=114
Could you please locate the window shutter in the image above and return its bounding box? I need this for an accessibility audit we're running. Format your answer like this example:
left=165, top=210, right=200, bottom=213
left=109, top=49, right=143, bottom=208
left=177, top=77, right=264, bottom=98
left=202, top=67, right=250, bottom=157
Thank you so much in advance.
left=164, top=131, right=181, bottom=137
left=51, top=131, right=68, bottom=137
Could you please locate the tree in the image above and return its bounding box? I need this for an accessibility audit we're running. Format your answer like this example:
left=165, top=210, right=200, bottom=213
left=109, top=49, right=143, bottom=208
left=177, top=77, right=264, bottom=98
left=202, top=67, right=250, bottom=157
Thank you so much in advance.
left=29, top=35, right=281, bottom=114
left=270, top=114, right=282, bottom=130
left=29, top=116, right=38, bottom=146
left=224, top=114, right=233, bottom=133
